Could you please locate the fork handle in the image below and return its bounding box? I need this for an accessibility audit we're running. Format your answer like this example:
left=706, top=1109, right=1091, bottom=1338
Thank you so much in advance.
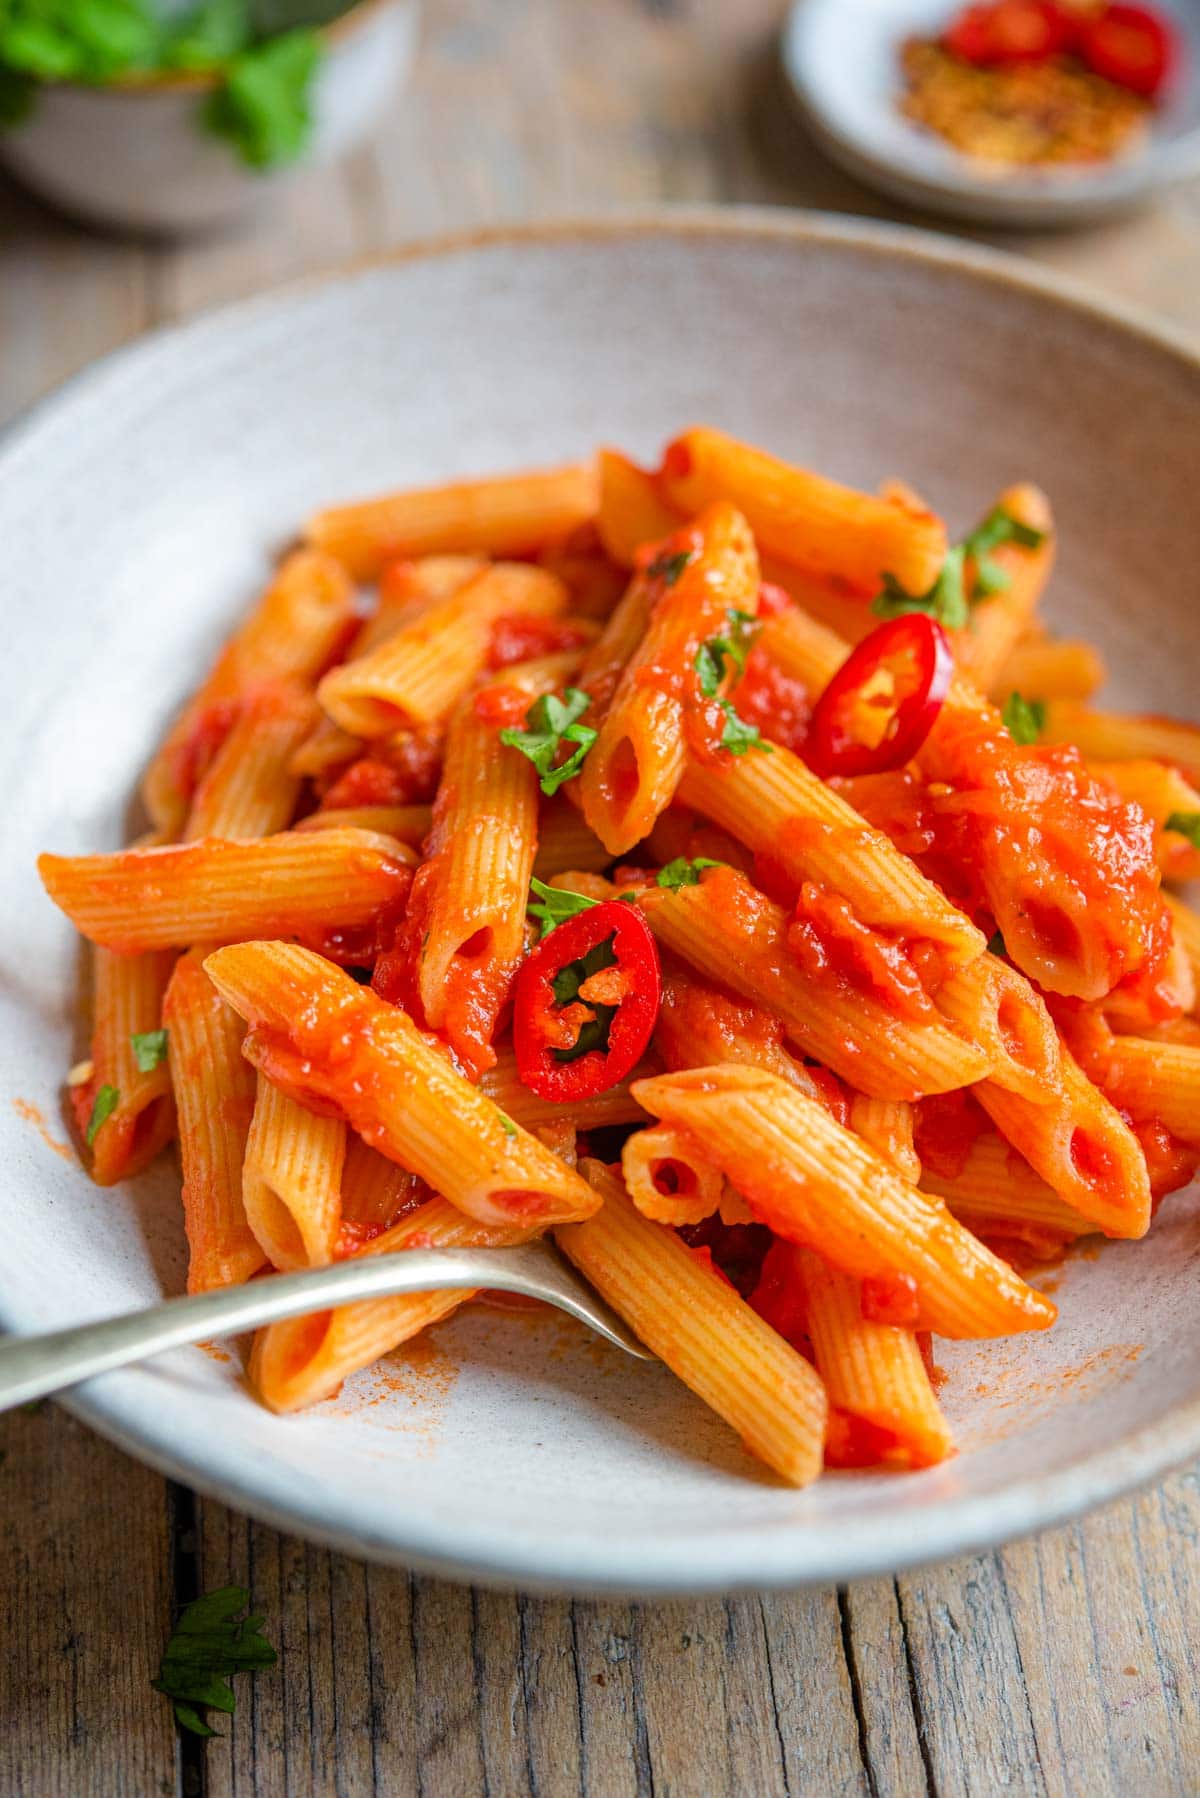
left=0, top=1247, right=544, bottom=1414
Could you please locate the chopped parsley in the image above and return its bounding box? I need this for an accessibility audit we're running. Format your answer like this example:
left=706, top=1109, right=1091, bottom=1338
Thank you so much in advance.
left=1165, top=812, right=1200, bottom=849
left=718, top=702, right=769, bottom=756
left=874, top=505, right=1046, bottom=630
left=656, top=857, right=723, bottom=890
left=154, top=1586, right=276, bottom=1738
left=495, top=1107, right=518, bottom=1139
left=130, top=1028, right=169, bottom=1073
left=694, top=608, right=761, bottom=697
left=499, top=687, right=597, bottom=797
left=1001, top=692, right=1046, bottom=746
left=646, top=548, right=696, bottom=586
left=85, top=1083, right=119, bottom=1146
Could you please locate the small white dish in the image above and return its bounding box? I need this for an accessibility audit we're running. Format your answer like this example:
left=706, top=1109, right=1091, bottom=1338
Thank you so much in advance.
left=0, top=0, right=418, bottom=236
left=783, top=0, right=1200, bottom=227
left=3, top=213, right=1200, bottom=1593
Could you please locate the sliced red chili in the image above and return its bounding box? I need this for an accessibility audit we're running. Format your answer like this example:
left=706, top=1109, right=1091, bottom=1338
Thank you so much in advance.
left=1080, top=4, right=1175, bottom=97
left=806, top=614, right=953, bottom=779
left=513, top=900, right=661, bottom=1102
left=945, top=0, right=1077, bottom=63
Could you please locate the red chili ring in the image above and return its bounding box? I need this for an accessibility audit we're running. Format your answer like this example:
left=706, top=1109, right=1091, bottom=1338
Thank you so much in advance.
left=805, top=614, right=954, bottom=779
left=513, top=899, right=662, bottom=1103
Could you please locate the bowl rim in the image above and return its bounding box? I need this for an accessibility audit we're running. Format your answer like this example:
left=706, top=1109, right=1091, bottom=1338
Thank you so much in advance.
left=7, top=206, right=1200, bottom=1593
left=22, top=0, right=404, bottom=100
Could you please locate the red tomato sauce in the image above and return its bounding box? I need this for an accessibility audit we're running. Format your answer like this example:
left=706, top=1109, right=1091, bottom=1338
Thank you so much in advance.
left=913, top=1090, right=988, bottom=1180
left=320, top=730, right=444, bottom=809
left=729, top=646, right=811, bottom=754
left=787, top=880, right=933, bottom=1023
left=487, top=615, right=594, bottom=669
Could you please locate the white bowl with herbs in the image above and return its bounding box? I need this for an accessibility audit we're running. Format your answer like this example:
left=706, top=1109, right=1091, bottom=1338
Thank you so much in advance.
left=0, top=0, right=418, bottom=234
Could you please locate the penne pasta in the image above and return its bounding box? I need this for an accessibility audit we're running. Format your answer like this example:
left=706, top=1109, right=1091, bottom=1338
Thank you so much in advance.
left=204, top=941, right=602, bottom=1229
left=339, top=1133, right=422, bottom=1238
left=77, top=945, right=177, bottom=1187
left=39, top=828, right=416, bottom=957
left=558, top=1161, right=828, bottom=1487
left=317, top=563, right=568, bottom=738
left=1165, top=895, right=1200, bottom=1012
left=479, top=1042, right=652, bottom=1133
left=595, top=448, right=684, bottom=567
left=658, top=427, right=948, bottom=597
left=243, top=1073, right=346, bottom=1270
left=577, top=503, right=760, bottom=855
left=163, top=949, right=264, bottom=1294
left=306, top=461, right=599, bottom=581
left=990, top=636, right=1106, bottom=703
left=143, top=549, right=355, bottom=834
left=919, top=1130, right=1095, bottom=1244
left=932, top=951, right=1059, bottom=1103
left=847, top=1096, right=921, bottom=1186
left=532, top=799, right=612, bottom=880
left=632, top=1064, right=1056, bottom=1339
left=621, top=1122, right=726, bottom=1226
left=1099, top=1035, right=1200, bottom=1148
left=952, top=484, right=1054, bottom=692
left=294, top=804, right=433, bottom=848
left=1040, top=703, right=1200, bottom=786
left=183, top=682, right=317, bottom=841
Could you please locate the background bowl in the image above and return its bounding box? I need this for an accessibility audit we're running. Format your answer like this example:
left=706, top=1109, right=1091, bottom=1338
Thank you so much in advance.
left=783, top=0, right=1200, bottom=227
left=3, top=213, right=1199, bottom=1593
left=0, top=0, right=418, bottom=235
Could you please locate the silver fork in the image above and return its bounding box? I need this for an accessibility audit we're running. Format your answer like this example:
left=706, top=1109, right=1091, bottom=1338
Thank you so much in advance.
left=0, top=1240, right=654, bottom=1413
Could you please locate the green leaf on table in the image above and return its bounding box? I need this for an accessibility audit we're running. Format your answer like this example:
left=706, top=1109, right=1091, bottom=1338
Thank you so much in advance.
left=153, top=1586, right=276, bottom=1738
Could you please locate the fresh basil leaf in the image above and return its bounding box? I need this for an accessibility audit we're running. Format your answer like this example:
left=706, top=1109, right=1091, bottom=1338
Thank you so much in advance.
left=153, top=1586, right=276, bottom=1739
left=1165, top=811, right=1200, bottom=850
left=500, top=687, right=597, bottom=797
left=130, top=1028, right=169, bottom=1073
left=656, top=857, right=723, bottom=890
left=203, top=28, right=320, bottom=170
left=1001, top=691, right=1046, bottom=746
left=527, top=876, right=599, bottom=940
left=86, top=1084, right=119, bottom=1146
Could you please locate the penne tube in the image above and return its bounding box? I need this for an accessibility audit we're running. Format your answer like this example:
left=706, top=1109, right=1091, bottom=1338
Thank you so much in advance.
left=577, top=504, right=760, bottom=855
left=595, top=448, right=685, bottom=566
left=975, top=1046, right=1151, bottom=1239
left=990, top=637, right=1106, bottom=703
left=1165, top=895, right=1200, bottom=1012
left=532, top=798, right=612, bottom=879
left=39, top=828, right=415, bottom=957
left=632, top=1065, right=1056, bottom=1340
left=638, top=869, right=991, bottom=1101
left=317, top=563, right=568, bottom=738
left=243, top=1074, right=346, bottom=1270
left=919, top=1130, right=1095, bottom=1243
left=1041, top=703, right=1200, bottom=787
left=295, top=804, right=433, bottom=848
left=621, top=1123, right=726, bottom=1226
left=479, top=1042, right=652, bottom=1133
left=657, top=427, right=948, bottom=597
left=183, top=683, right=317, bottom=841
left=558, top=1162, right=828, bottom=1487
left=1099, top=1036, right=1200, bottom=1147
left=933, top=952, right=1059, bottom=1102
left=205, top=941, right=602, bottom=1229
left=952, top=484, right=1054, bottom=693
left=793, top=1246, right=954, bottom=1469
left=250, top=1197, right=531, bottom=1412
left=143, top=549, right=355, bottom=835
left=847, top=1096, right=921, bottom=1186
left=339, top=1133, right=422, bottom=1236
left=678, top=741, right=985, bottom=971
left=163, top=949, right=265, bottom=1294
left=653, top=958, right=837, bottom=1105
left=306, top=461, right=599, bottom=581
left=758, top=604, right=848, bottom=693
left=78, top=945, right=177, bottom=1187
left=405, top=690, right=540, bottom=1072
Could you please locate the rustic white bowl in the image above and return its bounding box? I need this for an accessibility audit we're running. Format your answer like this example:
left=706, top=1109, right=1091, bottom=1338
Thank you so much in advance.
left=0, top=0, right=418, bottom=235
left=3, top=214, right=1199, bottom=1593
left=783, top=0, right=1200, bottom=227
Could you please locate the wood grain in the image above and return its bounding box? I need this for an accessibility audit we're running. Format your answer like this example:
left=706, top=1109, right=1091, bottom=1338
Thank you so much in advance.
left=4, top=0, right=1200, bottom=1792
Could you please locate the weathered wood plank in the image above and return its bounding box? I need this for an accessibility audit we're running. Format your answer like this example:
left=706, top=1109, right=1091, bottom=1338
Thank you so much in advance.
left=0, top=1405, right=178, bottom=1798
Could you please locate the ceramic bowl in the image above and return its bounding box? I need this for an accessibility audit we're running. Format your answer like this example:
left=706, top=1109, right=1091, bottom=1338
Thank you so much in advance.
left=0, top=0, right=418, bottom=235
left=3, top=214, right=1200, bottom=1593
left=783, top=0, right=1200, bottom=227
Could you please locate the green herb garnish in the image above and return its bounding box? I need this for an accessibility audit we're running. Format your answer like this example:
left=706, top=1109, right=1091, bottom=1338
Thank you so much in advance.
left=527, top=876, right=599, bottom=939
left=500, top=688, right=597, bottom=797
left=153, top=1586, right=276, bottom=1738
left=873, top=506, right=1046, bottom=629
left=646, top=548, right=695, bottom=587
left=717, top=702, right=769, bottom=756
left=656, top=857, right=723, bottom=890
left=495, top=1107, right=518, bottom=1139
left=1165, top=812, right=1200, bottom=850
left=695, top=607, right=761, bottom=697
left=86, top=1083, right=119, bottom=1146
left=1001, top=692, right=1046, bottom=746
left=130, top=1028, right=169, bottom=1073
left=963, top=506, right=1046, bottom=599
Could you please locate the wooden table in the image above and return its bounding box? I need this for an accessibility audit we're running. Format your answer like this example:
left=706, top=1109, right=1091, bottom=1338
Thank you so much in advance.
left=4, top=4, right=1200, bottom=1793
